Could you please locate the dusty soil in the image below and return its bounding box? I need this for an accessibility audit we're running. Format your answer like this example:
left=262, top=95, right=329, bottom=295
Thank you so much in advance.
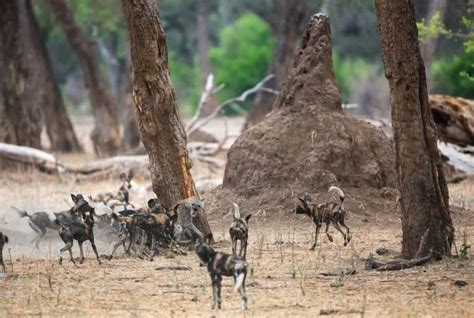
left=0, top=170, right=473, bottom=317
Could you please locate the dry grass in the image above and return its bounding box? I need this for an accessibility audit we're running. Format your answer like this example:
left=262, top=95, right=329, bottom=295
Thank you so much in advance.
left=1, top=133, right=473, bottom=316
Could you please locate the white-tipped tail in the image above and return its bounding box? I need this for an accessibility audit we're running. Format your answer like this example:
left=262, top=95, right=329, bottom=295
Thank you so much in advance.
left=232, top=202, right=241, bottom=220
left=234, top=272, right=245, bottom=292
left=328, top=186, right=345, bottom=207
left=11, top=206, right=29, bottom=218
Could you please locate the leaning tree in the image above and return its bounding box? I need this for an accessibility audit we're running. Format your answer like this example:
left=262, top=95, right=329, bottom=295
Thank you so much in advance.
left=47, top=0, right=121, bottom=157
left=375, top=0, right=454, bottom=258
left=0, top=0, right=43, bottom=149
left=121, top=0, right=212, bottom=238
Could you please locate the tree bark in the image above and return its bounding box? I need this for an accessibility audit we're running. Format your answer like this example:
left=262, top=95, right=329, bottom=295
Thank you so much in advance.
left=244, top=0, right=308, bottom=129
left=0, top=0, right=43, bottom=149
left=24, top=0, right=82, bottom=152
left=121, top=0, right=212, bottom=239
left=420, top=0, right=447, bottom=90
left=47, top=0, right=121, bottom=157
left=121, top=59, right=141, bottom=150
left=375, top=0, right=454, bottom=258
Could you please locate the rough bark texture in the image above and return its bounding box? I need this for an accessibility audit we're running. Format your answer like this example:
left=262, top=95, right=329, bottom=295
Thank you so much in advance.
left=375, top=0, right=454, bottom=258
left=244, top=0, right=308, bottom=129
left=420, top=0, right=447, bottom=89
left=122, top=0, right=212, bottom=238
left=0, top=0, right=43, bottom=148
left=222, top=14, right=395, bottom=207
left=25, top=0, right=81, bottom=152
left=48, top=0, right=121, bottom=157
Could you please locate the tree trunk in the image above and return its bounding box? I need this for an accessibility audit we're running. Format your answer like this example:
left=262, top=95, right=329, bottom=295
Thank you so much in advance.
left=47, top=0, right=121, bottom=157
left=196, top=0, right=216, bottom=117
left=24, top=0, right=82, bottom=152
left=244, top=0, right=308, bottom=129
left=121, top=0, right=212, bottom=238
left=420, top=0, right=447, bottom=90
left=375, top=0, right=454, bottom=258
left=0, top=0, right=43, bottom=149
left=121, top=59, right=141, bottom=150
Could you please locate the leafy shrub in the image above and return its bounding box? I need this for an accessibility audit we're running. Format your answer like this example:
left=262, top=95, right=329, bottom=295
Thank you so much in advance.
left=210, top=13, right=274, bottom=109
left=433, top=52, right=474, bottom=99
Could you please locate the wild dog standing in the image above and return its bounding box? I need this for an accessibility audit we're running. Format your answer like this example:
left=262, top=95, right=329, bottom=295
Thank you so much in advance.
left=195, top=242, right=248, bottom=310
left=0, top=232, right=8, bottom=273
left=174, top=198, right=206, bottom=244
left=229, top=202, right=251, bottom=258
left=13, top=201, right=85, bottom=248
left=92, top=171, right=135, bottom=210
left=295, top=186, right=350, bottom=250
left=53, top=194, right=102, bottom=265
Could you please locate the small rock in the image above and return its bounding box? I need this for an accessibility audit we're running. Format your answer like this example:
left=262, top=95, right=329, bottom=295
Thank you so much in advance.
left=453, top=280, right=468, bottom=287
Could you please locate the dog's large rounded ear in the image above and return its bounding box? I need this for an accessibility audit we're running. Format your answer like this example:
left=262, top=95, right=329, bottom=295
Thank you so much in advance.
left=71, top=194, right=78, bottom=203
left=147, top=198, right=156, bottom=208
left=119, top=173, right=126, bottom=181
left=298, top=197, right=306, bottom=205
left=245, top=214, right=252, bottom=223
left=128, top=170, right=134, bottom=180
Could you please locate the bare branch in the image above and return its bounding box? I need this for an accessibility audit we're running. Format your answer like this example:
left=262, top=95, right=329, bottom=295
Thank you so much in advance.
left=187, top=74, right=275, bottom=136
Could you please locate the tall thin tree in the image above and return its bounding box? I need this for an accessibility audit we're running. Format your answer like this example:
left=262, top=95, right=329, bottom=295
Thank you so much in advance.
left=121, top=0, right=212, bottom=238
left=25, top=0, right=82, bottom=152
left=47, top=0, right=121, bottom=157
left=375, top=0, right=454, bottom=258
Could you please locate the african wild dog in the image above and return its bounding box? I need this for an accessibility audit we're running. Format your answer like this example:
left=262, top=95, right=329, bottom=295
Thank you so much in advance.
left=0, top=232, right=8, bottom=273
left=13, top=197, right=87, bottom=248
left=92, top=171, right=135, bottom=210
left=229, top=202, right=251, bottom=258
left=195, top=242, right=248, bottom=310
left=173, top=197, right=207, bottom=244
left=295, top=186, right=351, bottom=250
left=53, top=194, right=102, bottom=265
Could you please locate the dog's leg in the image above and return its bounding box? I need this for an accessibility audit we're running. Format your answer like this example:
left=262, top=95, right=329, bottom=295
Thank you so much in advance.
left=339, top=218, right=351, bottom=242
left=29, top=221, right=46, bottom=249
left=149, top=234, right=156, bottom=261
left=211, top=274, right=218, bottom=309
left=332, top=222, right=347, bottom=246
left=0, top=244, right=5, bottom=273
left=89, top=236, right=102, bottom=265
left=231, top=237, right=237, bottom=255
left=325, top=222, right=333, bottom=242
left=310, top=224, right=321, bottom=250
left=78, top=241, right=85, bottom=264
left=242, top=239, right=248, bottom=259
left=108, top=241, right=122, bottom=260
left=59, top=241, right=74, bottom=265
left=238, top=273, right=248, bottom=310
left=216, top=275, right=222, bottom=309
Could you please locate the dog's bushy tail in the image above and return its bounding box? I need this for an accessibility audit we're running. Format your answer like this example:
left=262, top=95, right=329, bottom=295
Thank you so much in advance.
left=234, top=261, right=247, bottom=292
left=328, top=186, right=345, bottom=208
left=231, top=202, right=241, bottom=220
left=12, top=206, right=30, bottom=219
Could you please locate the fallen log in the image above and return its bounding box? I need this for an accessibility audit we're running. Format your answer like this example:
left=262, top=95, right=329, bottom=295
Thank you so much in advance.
left=68, top=155, right=148, bottom=174
left=0, top=143, right=66, bottom=174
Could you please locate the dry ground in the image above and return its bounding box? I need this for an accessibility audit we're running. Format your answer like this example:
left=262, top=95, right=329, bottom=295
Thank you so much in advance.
left=1, top=117, right=473, bottom=317
left=0, top=172, right=473, bottom=317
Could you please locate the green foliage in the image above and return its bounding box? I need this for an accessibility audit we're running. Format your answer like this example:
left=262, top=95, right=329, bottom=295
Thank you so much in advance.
left=332, top=54, right=373, bottom=103
left=417, top=11, right=451, bottom=43
left=168, top=51, right=199, bottom=116
left=210, top=13, right=274, bottom=108
left=433, top=52, right=474, bottom=98
left=459, top=243, right=471, bottom=260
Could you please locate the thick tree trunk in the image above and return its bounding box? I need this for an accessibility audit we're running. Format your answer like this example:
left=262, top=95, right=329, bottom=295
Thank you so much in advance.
left=24, top=0, right=81, bottom=152
left=0, top=0, right=43, bottom=149
left=375, top=0, right=454, bottom=258
left=420, top=0, right=447, bottom=90
left=244, top=0, right=308, bottom=129
left=121, top=0, right=212, bottom=238
left=47, top=0, right=121, bottom=157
